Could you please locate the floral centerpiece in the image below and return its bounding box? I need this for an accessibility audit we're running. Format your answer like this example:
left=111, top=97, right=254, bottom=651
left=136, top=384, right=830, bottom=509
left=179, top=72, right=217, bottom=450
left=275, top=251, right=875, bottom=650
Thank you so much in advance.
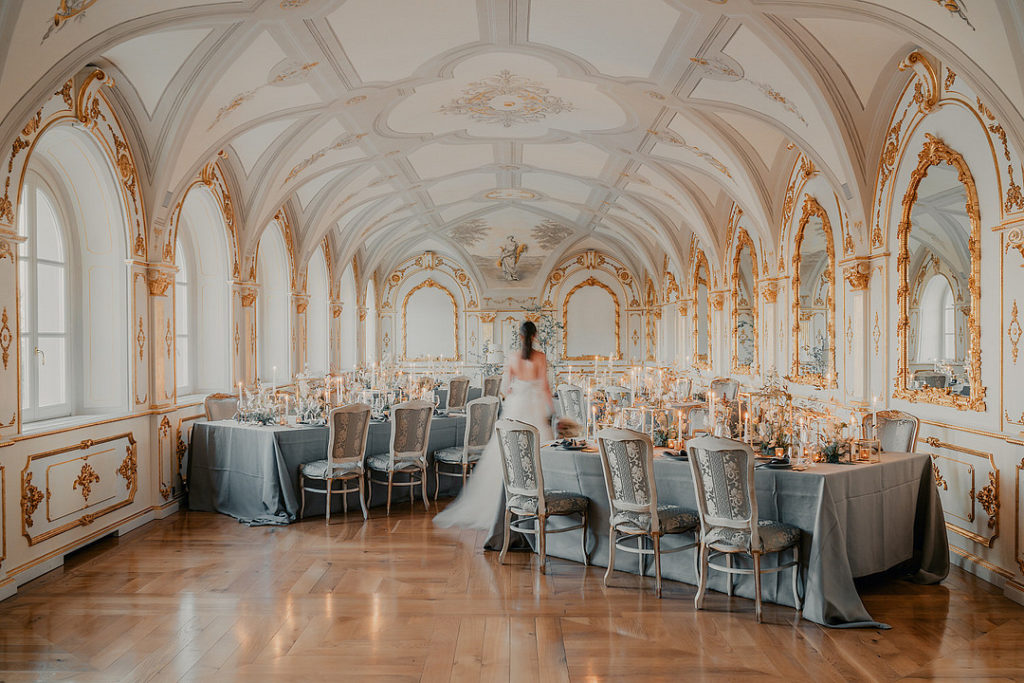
left=236, top=385, right=279, bottom=425
left=818, top=420, right=850, bottom=463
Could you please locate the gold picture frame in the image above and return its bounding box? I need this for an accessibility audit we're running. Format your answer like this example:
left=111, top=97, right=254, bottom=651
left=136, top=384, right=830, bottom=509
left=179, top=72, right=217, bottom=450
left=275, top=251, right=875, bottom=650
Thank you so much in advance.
left=789, top=196, right=838, bottom=388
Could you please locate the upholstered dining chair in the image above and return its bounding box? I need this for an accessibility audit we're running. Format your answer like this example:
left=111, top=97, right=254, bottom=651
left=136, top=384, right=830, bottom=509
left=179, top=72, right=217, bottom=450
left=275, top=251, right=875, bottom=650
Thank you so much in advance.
left=299, top=403, right=372, bottom=523
left=366, top=399, right=433, bottom=514
left=494, top=419, right=590, bottom=574
left=483, top=375, right=502, bottom=398
left=447, top=376, right=471, bottom=413
left=605, top=385, right=632, bottom=406
left=204, top=392, right=239, bottom=421
left=862, top=410, right=920, bottom=452
left=684, top=405, right=711, bottom=437
left=596, top=428, right=699, bottom=597
left=556, top=383, right=587, bottom=426
left=686, top=436, right=802, bottom=622
left=710, top=377, right=739, bottom=402
left=433, top=396, right=500, bottom=499
left=676, top=377, right=693, bottom=399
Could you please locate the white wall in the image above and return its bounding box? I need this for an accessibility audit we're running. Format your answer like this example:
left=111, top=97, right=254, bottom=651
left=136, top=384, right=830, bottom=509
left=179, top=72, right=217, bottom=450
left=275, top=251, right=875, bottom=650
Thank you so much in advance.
left=257, top=224, right=290, bottom=382
left=306, top=249, right=329, bottom=374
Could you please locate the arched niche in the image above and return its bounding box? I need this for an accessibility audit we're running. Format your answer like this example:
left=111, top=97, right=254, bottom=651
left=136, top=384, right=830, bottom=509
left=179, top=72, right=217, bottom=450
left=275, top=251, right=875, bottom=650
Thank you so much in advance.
left=731, top=227, right=759, bottom=375
left=256, top=222, right=291, bottom=381
left=306, top=245, right=330, bottom=374
left=691, top=248, right=711, bottom=371
left=401, top=278, right=459, bottom=361
left=563, top=276, right=620, bottom=360
left=790, top=195, right=837, bottom=388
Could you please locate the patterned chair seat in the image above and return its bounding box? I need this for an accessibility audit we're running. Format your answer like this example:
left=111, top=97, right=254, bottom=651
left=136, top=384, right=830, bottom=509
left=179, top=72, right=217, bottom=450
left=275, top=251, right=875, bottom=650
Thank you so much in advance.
left=299, top=459, right=362, bottom=479
left=433, top=446, right=483, bottom=465
left=365, top=452, right=423, bottom=472
left=704, top=519, right=801, bottom=554
left=610, top=505, right=699, bottom=534
left=507, top=491, right=588, bottom=516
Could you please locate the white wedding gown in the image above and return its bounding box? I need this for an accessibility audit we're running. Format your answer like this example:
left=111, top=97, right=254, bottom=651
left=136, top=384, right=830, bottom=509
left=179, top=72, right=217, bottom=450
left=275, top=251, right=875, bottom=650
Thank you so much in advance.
left=433, top=377, right=552, bottom=532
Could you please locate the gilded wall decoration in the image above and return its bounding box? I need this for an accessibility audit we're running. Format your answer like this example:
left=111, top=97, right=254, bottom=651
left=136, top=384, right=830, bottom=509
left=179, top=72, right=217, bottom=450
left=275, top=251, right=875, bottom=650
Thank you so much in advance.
left=72, top=462, right=100, bottom=501
left=401, top=278, right=460, bottom=361
left=647, top=129, right=733, bottom=178
left=116, top=443, right=136, bottom=491
left=843, top=263, right=872, bottom=290
left=42, top=0, right=99, bottom=42
left=22, top=472, right=43, bottom=528
left=944, top=67, right=956, bottom=90
left=899, top=51, right=939, bottom=113
left=690, top=57, right=807, bottom=124
left=874, top=109, right=908, bottom=245
left=894, top=134, right=986, bottom=410
left=146, top=270, right=173, bottom=296
left=873, top=312, right=881, bottom=355
left=761, top=282, right=778, bottom=304
left=845, top=317, right=854, bottom=354
left=136, top=316, right=145, bottom=361
left=562, top=276, right=622, bottom=361
left=210, top=61, right=319, bottom=131
left=439, top=70, right=574, bottom=127
left=0, top=308, right=11, bottom=370
left=789, top=196, right=837, bottom=388
left=923, top=436, right=997, bottom=546
left=1009, top=300, right=1022, bottom=363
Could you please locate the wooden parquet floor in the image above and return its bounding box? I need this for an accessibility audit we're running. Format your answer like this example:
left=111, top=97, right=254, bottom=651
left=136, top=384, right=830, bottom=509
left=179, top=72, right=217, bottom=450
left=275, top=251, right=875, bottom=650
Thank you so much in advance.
left=1, top=504, right=1023, bottom=682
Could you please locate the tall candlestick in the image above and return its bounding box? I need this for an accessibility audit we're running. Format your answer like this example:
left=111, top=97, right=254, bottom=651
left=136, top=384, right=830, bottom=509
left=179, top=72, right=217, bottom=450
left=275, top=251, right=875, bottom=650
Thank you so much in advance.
left=272, top=366, right=277, bottom=394
left=238, top=382, right=243, bottom=405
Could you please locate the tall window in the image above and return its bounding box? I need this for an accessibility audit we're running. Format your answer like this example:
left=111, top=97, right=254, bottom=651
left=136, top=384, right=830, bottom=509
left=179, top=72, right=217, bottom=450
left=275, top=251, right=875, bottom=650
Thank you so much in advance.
left=919, top=274, right=956, bottom=362
left=941, top=284, right=955, bottom=360
left=18, top=178, right=70, bottom=421
left=175, top=241, right=190, bottom=392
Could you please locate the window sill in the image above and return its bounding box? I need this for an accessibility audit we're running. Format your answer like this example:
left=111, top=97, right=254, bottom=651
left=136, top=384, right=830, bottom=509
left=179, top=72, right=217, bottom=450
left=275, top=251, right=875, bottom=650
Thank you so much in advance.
left=20, top=412, right=124, bottom=436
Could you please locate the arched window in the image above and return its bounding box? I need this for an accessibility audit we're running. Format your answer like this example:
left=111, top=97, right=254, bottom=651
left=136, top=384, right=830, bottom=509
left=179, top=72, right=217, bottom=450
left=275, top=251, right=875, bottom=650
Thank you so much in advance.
left=175, top=241, right=190, bottom=393
left=257, top=224, right=291, bottom=382
left=919, top=274, right=955, bottom=362
left=18, top=175, right=69, bottom=421
left=306, top=249, right=329, bottom=374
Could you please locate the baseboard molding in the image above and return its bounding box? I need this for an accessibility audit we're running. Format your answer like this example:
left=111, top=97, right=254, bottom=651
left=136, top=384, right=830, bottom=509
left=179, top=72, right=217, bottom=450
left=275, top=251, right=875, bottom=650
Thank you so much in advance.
left=1004, top=578, right=1024, bottom=606
left=949, top=545, right=1013, bottom=589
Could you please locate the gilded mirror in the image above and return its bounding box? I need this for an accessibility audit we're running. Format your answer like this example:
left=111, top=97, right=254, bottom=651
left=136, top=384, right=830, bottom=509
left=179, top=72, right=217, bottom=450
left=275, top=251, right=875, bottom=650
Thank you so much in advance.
left=790, top=196, right=837, bottom=387
left=693, top=250, right=711, bottom=370
left=732, top=229, right=758, bottom=374
left=895, top=134, right=984, bottom=410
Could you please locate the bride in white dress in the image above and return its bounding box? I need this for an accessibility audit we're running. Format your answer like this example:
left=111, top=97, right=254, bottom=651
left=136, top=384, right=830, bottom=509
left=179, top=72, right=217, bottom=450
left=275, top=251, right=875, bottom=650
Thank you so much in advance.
left=434, top=321, right=554, bottom=541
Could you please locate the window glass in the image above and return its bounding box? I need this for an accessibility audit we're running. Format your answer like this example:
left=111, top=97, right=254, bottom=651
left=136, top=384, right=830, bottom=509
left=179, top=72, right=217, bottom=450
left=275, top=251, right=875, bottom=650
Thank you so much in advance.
left=35, top=188, right=64, bottom=262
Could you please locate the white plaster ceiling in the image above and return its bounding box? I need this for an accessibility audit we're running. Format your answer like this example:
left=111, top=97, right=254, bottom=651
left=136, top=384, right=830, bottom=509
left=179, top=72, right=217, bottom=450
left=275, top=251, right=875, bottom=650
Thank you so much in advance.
left=2, top=0, right=1023, bottom=295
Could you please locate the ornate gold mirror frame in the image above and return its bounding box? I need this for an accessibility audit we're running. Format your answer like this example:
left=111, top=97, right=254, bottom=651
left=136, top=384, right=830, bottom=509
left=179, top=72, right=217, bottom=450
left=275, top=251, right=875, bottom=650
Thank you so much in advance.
left=790, top=196, right=838, bottom=388
left=401, top=278, right=460, bottom=361
left=894, top=134, right=985, bottom=410
left=731, top=228, right=759, bottom=375
left=692, top=249, right=712, bottom=370
left=561, top=276, right=622, bottom=361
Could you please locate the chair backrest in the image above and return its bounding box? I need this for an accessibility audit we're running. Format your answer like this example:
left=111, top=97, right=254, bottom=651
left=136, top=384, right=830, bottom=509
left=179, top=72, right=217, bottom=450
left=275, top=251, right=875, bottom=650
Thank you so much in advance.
left=483, top=375, right=502, bottom=397
left=605, top=386, right=632, bottom=406
left=676, top=377, right=692, bottom=399
left=710, top=377, right=739, bottom=402
left=686, top=406, right=710, bottom=436
left=327, top=403, right=372, bottom=467
left=494, top=418, right=546, bottom=513
left=862, top=409, right=920, bottom=452
left=464, top=396, right=500, bottom=456
left=205, top=393, right=239, bottom=421
left=447, top=376, right=471, bottom=410
left=389, top=399, right=434, bottom=463
left=596, top=428, right=661, bottom=532
left=556, top=384, right=587, bottom=425
left=687, top=435, right=759, bottom=542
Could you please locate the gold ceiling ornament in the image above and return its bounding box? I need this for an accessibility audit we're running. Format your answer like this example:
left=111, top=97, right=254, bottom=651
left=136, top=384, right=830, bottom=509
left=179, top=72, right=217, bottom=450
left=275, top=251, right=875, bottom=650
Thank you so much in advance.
left=209, top=61, right=319, bottom=131
left=440, top=70, right=574, bottom=127
left=789, top=195, right=838, bottom=389
left=842, top=262, right=872, bottom=290
left=691, top=56, right=807, bottom=124
left=731, top=227, right=759, bottom=375
left=894, top=134, right=986, bottom=410
left=899, top=51, right=939, bottom=114
left=42, top=1, right=100, bottom=41
left=930, top=0, right=974, bottom=29
left=72, top=462, right=100, bottom=502
left=282, top=133, right=366, bottom=185
left=691, top=248, right=712, bottom=371
left=562, top=276, right=621, bottom=361
left=646, top=129, right=733, bottom=179
left=944, top=67, right=957, bottom=90
left=1008, top=300, right=1021, bottom=363
left=401, top=279, right=460, bottom=361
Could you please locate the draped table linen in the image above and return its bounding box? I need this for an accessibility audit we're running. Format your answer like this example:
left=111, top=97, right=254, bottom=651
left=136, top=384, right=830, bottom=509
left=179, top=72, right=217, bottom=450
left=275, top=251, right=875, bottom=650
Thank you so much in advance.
left=483, top=448, right=946, bottom=628
left=188, top=416, right=467, bottom=524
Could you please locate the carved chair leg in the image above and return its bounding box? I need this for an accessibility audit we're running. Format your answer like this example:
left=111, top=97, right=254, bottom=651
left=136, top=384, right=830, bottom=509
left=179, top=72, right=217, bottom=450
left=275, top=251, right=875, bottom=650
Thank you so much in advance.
left=604, top=526, right=616, bottom=587
left=498, top=509, right=513, bottom=565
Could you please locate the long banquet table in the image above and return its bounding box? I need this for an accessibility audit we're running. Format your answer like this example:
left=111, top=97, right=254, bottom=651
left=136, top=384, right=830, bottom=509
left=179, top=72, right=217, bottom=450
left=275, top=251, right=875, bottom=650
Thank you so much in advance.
left=188, top=415, right=467, bottom=524
left=486, top=447, right=948, bottom=629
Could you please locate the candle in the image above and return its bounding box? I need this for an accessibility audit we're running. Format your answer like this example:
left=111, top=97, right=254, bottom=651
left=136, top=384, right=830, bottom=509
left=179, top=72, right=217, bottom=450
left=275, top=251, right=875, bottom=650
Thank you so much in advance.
left=872, top=395, right=878, bottom=439
left=238, top=381, right=243, bottom=404
left=744, top=410, right=750, bottom=442
left=272, top=366, right=277, bottom=394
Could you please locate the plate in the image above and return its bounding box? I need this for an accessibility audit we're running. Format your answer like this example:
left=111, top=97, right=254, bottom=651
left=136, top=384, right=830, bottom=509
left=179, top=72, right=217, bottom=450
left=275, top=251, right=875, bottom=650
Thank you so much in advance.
left=662, top=451, right=688, bottom=461
left=764, top=462, right=792, bottom=470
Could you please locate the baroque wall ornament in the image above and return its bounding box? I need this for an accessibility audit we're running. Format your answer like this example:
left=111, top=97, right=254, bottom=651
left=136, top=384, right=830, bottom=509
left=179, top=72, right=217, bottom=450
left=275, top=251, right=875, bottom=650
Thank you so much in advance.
left=843, top=262, right=872, bottom=290
left=898, top=51, right=939, bottom=114
left=439, top=70, right=574, bottom=127
left=1009, top=300, right=1021, bottom=363
left=894, top=134, right=986, bottom=410
left=0, top=308, right=11, bottom=370
left=21, top=472, right=43, bottom=528
left=72, top=462, right=100, bottom=501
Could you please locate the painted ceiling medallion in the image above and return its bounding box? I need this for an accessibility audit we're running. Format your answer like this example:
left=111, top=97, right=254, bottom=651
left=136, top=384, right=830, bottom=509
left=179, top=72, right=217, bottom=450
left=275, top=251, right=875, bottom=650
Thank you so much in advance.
left=484, top=189, right=537, bottom=200
left=648, top=129, right=733, bottom=179
left=439, top=70, right=574, bottom=127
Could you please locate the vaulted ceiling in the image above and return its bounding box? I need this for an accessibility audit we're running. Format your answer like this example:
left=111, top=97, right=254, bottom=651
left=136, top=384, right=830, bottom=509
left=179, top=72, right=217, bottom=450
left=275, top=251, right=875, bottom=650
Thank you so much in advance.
left=1, top=0, right=1022, bottom=295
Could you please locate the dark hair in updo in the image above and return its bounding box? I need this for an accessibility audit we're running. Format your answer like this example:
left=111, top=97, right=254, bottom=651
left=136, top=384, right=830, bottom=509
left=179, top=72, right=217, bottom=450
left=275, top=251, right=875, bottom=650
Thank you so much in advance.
left=520, top=321, right=537, bottom=360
